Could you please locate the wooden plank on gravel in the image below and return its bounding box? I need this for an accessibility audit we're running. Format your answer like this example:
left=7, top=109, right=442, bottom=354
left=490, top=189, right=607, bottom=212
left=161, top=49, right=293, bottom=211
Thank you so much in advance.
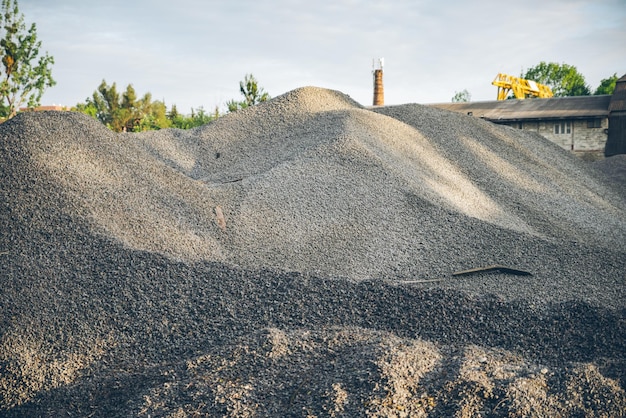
left=214, top=206, right=227, bottom=231
left=452, top=264, right=532, bottom=277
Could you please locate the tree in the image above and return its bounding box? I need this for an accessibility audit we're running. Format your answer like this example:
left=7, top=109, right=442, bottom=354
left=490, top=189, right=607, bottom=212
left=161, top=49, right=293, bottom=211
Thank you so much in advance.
left=114, top=84, right=139, bottom=132
left=78, top=80, right=164, bottom=132
left=227, top=98, right=247, bottom=113
left=0, top=0, right=55, bottom=118
left=165, top=104, right=219, bottom=129
left=452, top=89, right=471, bottom=102
left=167, top=105, right=217, bottom=129
left=594, top=73, right=618, bottom=95
left=228, top=73, right=269, bottom=112
left=136, top=99, right=171, bottom=131
left=240, top=73, right=269, bottom=106
left=85, top=80, right=120, bottom=129
left=77, top=81, right=221, bottom=131
left=521, top=62, right=590, bottom=97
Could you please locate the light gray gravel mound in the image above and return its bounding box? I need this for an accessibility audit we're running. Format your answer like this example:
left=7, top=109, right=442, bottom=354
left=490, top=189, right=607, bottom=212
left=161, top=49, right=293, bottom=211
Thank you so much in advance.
left=1, top=86, right=625, bottom=416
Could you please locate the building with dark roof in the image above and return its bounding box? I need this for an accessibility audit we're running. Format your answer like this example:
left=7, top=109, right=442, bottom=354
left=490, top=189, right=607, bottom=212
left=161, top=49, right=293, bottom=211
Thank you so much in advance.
left=429, top=74, right=626, bottom=157
left=605, top=74, right=626, bottom=156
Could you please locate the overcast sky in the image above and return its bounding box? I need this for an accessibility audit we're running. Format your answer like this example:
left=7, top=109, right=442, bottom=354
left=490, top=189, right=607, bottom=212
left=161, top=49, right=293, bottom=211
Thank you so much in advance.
left=19, top=0, right=626, bottom=113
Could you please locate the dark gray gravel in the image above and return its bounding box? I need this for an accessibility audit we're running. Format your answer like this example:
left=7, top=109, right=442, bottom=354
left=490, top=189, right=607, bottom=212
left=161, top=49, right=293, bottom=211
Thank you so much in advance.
left=1, top=87, right=625, bottom=416
left=592, top=154, right=626, bottom=200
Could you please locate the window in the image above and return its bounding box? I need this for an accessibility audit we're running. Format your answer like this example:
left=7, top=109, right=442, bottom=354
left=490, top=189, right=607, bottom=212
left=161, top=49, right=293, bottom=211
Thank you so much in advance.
left=554, top=121, right=571, bottom=134
left=587, top=118, right=601, bottom=128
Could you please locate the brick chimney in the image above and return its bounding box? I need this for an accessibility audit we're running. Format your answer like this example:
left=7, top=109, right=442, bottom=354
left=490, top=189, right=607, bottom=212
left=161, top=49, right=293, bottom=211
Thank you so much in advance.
left=373, top=58, right=384, bottom=106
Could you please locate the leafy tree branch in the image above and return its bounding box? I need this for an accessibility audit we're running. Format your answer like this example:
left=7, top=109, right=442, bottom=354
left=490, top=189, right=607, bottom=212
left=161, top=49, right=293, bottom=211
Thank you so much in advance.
left=0, top=0, right=55, bottom=119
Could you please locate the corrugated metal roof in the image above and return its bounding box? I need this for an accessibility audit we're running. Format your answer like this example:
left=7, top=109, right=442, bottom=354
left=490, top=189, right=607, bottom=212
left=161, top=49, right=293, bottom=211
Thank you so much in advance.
left=430, top=95, right=611, bottom=122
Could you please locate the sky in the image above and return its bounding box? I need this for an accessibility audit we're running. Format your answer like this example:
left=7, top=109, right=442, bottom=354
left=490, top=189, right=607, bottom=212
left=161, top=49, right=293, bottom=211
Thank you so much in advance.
left=18, top=0, right=626, bottom=114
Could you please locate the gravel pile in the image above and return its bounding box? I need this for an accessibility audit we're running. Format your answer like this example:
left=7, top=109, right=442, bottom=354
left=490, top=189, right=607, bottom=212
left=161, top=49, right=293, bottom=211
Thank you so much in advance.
left=592, top=154, right=626, bottom=200
left=1, top=86, right=625, bottom=416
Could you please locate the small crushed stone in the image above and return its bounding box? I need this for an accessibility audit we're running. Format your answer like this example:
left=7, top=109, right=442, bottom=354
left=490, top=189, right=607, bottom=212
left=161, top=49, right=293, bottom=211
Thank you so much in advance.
left=592, top=154, right=626, bottom=200
left=1, top=87, right=625, bottom=416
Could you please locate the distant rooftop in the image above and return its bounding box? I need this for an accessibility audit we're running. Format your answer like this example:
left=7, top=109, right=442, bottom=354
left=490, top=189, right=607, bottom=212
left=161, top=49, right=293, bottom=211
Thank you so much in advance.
left=19, top=105, right=70, bottom=112
left=429, top=95, right=611, bottom=122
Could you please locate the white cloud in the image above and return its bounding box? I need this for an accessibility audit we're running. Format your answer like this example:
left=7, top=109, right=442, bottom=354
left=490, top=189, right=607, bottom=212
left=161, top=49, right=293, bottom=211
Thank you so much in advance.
left=17, top=0, right=626, bottom=110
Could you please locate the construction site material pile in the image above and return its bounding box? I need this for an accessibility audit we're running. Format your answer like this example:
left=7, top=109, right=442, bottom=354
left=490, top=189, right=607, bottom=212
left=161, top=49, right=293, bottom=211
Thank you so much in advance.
left=1, top=87, right=625, bottom=416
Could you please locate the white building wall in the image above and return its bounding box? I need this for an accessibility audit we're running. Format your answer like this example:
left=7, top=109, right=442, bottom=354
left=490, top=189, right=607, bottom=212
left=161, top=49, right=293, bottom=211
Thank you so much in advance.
left=538, top=121, right=573, bottom=150
left=571, top=119, right=609, bottom=151
left=501, top=118, right=608, bottom=152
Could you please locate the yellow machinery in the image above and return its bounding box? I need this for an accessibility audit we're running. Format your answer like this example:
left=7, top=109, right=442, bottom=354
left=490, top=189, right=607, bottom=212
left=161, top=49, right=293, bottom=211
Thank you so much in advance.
left=492, top=73, right=554, bottom=100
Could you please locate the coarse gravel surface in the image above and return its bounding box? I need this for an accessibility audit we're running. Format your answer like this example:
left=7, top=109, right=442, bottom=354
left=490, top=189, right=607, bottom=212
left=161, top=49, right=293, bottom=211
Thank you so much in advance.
left=593, top=154, right=626, bottom=200
left=1, top=86, right=625, bottom=417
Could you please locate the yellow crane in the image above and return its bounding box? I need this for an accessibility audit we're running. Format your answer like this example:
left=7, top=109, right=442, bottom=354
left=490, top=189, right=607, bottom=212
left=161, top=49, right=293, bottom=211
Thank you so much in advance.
left=492, top=73, right=554, bottom=100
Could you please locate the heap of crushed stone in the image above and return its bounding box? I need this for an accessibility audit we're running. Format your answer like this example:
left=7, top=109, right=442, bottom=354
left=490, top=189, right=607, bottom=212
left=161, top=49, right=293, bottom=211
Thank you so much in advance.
left=1, top=86, right=625, bottom=416
left=593, top=154, right=626, bottom=199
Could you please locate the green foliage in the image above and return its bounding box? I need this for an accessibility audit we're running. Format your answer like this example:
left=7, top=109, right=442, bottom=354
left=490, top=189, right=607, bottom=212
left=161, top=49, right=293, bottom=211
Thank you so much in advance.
left=594, top=73, right=618, bottom=95
left=74, top=101, right=97, bottom=118
left=452, top=89, right=471, bottom=103
left=226, top=98, right=247, bottom=113
left=228, top=73, right=269, bottom=112
left=0, top=0, right=55, bottom=118
left=168, top=105, right=219, bottom=129
left=240, top=73, right=269, bottom=106
left=78, top=73, right=270, bottom=130
left=76, top=80, right=221, bottom=131
left=521, top=62, right=590, bottom=97
left=87, top=80, right=118, bottom=127
left=135, top=100, right=170, bottom=132
left=77, top=80, right=171, bottom=132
